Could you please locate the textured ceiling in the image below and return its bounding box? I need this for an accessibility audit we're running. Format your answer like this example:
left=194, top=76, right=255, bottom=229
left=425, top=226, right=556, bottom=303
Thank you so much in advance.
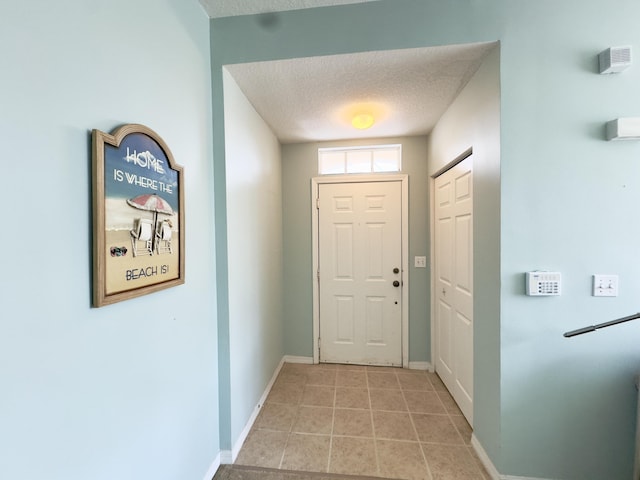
left=199, top=0, right=381, bottom=18
left=225, top=43, right=496, bottom=144
left=202, top=1, right=496, bottom=143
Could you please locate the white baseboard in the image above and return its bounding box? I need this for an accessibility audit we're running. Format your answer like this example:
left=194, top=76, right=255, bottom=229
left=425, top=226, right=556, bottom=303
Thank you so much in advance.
left=219, top=450, right=232, bottom=464
left=230, top=357, right=288, bottom=461
left=283, top=355, right=314, bottom=364
left=408, top=361, right=432, bottom=371
left=471, top=434, right=500, bottom=480
left=202, top=452, right=222, bottom=480
left=470, top=435, right=550, bottom=480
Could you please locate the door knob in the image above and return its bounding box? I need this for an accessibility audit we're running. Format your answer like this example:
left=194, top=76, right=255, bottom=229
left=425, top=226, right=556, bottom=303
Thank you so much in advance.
left=393, top=268, right=399, bottom=274
left=393, top=280, right=400, bottom=287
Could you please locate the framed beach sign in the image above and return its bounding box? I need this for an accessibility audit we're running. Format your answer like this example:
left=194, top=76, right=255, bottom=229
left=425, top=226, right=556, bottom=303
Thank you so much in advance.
left=92, top=124, right=184, bottom=307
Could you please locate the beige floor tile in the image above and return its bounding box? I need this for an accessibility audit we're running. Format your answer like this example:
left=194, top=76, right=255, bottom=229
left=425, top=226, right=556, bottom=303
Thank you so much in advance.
left=281, top=363, right=313, bottom=375
left=367, top=365, right=401, bottom=373
left=437, top=391, right=464, bottom=416
left=301, top=385, right=335, bottom=407
left=367, top=371, right=400, bottom=389
left=335, top=387, right=370, bottom=409
left=412, top=414, right=464, bottom=445
left=403, top=390, right=447, bottom=414
left=267, top=382, right=304, bottom=405
left=292, top=406, right=334, bottom=434
left=450, top=415, right=473, bottom=445
left=336, top=363, right=367, bottom=371
left=422, top=444, right=485, bottom=480
left=398, top=372, right=434, bottom=391
left=276, top=371, right=308, bottom=386
left=425, top=372, right=448, bottom=392
left=333, top=408, right=373, bottom=437
left=306, top=368, right=337, bottom=386
left=254, top=403, right=298, bottom=431
left=235, top=429, right=288, bottom=468
left=370, top=388, right=408, bottom=411
left=336, top=369, right=367, bottom=387
left=281, top=433, right=331, bottom=472
left=377, top=439, right=431, bottom=480
left=401, top=368, right=431, bottom=375
left=237, top=362, right=479, bottom=480
left=329, top=436, right=378, bottom=476
left=373, top=410, right=418, bottom=441
left=315, top=363, right=338, bottom=370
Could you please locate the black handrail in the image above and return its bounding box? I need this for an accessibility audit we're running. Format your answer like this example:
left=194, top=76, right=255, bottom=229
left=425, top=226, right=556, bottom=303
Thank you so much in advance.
left=564, top=312, right=640, bottom=337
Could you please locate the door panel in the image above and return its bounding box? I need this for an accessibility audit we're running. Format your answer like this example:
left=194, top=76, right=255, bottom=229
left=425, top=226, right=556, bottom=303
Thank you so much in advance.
left=434, top=157, right=473, bottom=425
left=437, top=299, right=453, bottom=374
left=455, top=311, right=473, bottom=404
left=336, top=296, right=355, bottom=343
left=365, top=223, right=385, bottom=278
left=334, top=224, right=354, bottom=278
left=365, top=296, right=385, bottom=344
left=319, top=181, right=402, bottom=366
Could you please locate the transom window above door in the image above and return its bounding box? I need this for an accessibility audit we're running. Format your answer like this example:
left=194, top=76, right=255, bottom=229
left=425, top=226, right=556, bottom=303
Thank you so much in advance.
left=318, top=144, right=401, bottom=175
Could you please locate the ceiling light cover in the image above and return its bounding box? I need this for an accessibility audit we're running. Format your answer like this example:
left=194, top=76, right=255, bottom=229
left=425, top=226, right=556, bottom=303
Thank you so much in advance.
left=352, top=113, right=375, bottom=129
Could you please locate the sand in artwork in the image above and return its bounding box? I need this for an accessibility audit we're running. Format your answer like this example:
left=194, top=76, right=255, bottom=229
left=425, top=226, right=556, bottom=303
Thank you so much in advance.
left=105, top=226, right=179, bottom=295
left=105, top=194, right=180, bottom=295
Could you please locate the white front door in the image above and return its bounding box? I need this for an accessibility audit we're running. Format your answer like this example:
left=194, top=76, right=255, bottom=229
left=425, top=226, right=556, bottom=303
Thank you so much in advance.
left=434, top=156, right=474, bottom=424
left=318, top=181, right=402, bottom=366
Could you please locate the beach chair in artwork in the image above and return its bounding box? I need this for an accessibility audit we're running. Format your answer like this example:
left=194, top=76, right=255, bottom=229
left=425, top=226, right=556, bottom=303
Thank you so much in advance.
left=130, top=218, right=153, bottom=257
left=155, top=220, right=173, bottom=255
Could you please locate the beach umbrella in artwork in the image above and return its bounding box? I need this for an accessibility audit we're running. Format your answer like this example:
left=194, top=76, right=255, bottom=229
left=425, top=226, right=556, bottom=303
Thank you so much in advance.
left=126, top=193, right=174, bottom=230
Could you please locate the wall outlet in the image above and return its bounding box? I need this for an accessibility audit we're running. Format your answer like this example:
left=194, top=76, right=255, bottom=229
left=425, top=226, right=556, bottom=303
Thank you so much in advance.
left=593, top=274, right=618, bottom=297
left=414, top=256, right=427, bottom=268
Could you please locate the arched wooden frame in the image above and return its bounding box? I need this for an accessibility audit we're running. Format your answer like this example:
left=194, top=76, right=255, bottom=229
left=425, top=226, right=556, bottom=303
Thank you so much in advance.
left=92, top=124, right=185, bottom=307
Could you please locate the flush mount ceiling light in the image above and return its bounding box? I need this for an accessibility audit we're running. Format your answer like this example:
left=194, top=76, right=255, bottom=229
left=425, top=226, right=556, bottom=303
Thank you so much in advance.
left=337, top=102, right=388, bottom=132
left=351, top=113, right=375, bottom=129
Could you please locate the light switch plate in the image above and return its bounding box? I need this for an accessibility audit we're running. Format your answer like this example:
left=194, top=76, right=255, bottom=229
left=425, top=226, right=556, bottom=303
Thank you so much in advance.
left=593, top=274, right=618, bottom=297
left=414, top=256, right=427, bottom=268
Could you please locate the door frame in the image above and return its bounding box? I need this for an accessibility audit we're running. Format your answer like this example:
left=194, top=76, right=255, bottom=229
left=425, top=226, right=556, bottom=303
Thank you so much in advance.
left=311, top=174, right=409, bottom=367
left=429, top=146, right=473, bottom=389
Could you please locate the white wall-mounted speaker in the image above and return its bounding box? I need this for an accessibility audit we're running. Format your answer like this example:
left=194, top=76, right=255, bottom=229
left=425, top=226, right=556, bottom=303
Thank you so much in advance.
left=599, top=46, right=632, bottom=74
left=606, top=118, right=640, bottom=141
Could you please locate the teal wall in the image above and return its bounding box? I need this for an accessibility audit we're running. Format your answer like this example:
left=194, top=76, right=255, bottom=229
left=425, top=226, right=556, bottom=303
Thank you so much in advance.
left=211, top=1, right=640, bottom=478
left=498, top=2, right=640, bottom=478
left=5, top=0, right=640, bottom=478
left=1, top=1, right=218, bottom=480
left=428, top=45, right=501, bottom=468
left=281, top=137, right=430, bottom=362
left=223, top=69, right=284, bottom=450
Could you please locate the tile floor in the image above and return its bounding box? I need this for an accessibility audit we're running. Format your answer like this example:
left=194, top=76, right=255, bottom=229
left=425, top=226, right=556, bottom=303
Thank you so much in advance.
left=235, top=362, right=490, bottom=480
